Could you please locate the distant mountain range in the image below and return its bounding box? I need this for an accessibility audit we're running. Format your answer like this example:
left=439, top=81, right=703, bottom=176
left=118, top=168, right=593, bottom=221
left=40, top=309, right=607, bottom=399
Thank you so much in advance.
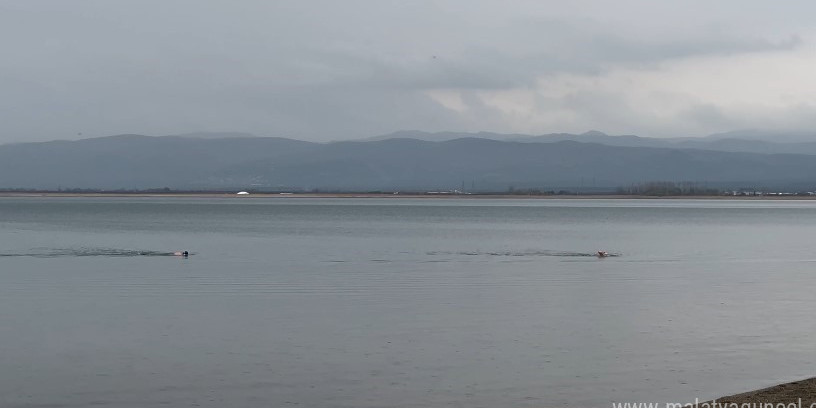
left=2, top=131, right=816, bottom=192
left=363, top=130, right=816, bottom=155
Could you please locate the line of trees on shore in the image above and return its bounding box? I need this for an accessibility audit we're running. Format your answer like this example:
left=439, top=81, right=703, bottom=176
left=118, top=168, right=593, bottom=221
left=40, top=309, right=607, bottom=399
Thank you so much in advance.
left=0, top=181, right=813, bottom=196
left=616, top=181, right=721, bottom=196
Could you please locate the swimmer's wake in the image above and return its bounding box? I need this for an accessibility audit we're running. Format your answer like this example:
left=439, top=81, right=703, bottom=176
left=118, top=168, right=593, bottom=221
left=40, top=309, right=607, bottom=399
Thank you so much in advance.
left=427, top=250, right=620, bottom=258
left=0, top=248, right=192, bottom=258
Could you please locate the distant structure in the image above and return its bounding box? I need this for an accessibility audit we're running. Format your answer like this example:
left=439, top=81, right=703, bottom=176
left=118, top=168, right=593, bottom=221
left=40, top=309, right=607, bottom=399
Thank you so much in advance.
left=236, top=191, right=250, bottom=195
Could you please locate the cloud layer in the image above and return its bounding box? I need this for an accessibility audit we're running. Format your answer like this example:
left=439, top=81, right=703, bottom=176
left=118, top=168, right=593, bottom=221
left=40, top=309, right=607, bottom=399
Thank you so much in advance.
left=1, top=0, right=815, bottom=142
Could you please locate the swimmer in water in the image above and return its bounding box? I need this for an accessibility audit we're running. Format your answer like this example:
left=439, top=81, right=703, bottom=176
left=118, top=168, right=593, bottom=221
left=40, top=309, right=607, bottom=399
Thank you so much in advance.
left=173, top=251, right=189, bottom=257
left=597, top=251, right=608, bottom=258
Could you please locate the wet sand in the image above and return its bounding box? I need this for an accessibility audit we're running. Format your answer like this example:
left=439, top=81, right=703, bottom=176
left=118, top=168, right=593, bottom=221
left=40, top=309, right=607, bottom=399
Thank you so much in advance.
left=714, top=378, right=816, bottom=405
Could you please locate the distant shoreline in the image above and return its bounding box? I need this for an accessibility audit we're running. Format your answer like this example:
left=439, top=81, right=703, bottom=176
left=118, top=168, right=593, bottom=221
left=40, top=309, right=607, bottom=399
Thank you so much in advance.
left=1, top=192, right=815, bottom=200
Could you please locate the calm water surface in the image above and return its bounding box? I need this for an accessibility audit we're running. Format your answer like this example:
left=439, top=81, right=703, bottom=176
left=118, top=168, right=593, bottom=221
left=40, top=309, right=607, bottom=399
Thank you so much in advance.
left=2, top=197, right=816, bottom=407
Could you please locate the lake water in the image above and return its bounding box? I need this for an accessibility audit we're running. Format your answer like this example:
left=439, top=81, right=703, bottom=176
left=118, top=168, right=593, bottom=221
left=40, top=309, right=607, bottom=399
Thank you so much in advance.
left=2, top=197, right=816, bottom=407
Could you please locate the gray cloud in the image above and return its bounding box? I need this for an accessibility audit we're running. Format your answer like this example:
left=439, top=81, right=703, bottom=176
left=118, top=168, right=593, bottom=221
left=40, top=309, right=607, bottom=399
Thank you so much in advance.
left=0, top=0, right=813, bottom=142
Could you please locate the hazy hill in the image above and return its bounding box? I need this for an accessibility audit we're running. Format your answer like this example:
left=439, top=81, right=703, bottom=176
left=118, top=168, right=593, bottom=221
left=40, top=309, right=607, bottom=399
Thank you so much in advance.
left=363, top=130, right=816, bottom=155
left=361, top=130, right=534, bottom=143
left=171, top=131, right=260, bottom=139
left=2, top=134, right=816, bottom=192
left=219, top=138, right=816, bottom=191
left=705, top=130, right=816, bottom=143
left=0, top=135, right=314, bottom=190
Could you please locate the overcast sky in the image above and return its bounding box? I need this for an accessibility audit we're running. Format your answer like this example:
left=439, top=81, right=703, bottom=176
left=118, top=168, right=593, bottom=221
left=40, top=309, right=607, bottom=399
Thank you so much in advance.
left=2, top=0, right=816, bottom=143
